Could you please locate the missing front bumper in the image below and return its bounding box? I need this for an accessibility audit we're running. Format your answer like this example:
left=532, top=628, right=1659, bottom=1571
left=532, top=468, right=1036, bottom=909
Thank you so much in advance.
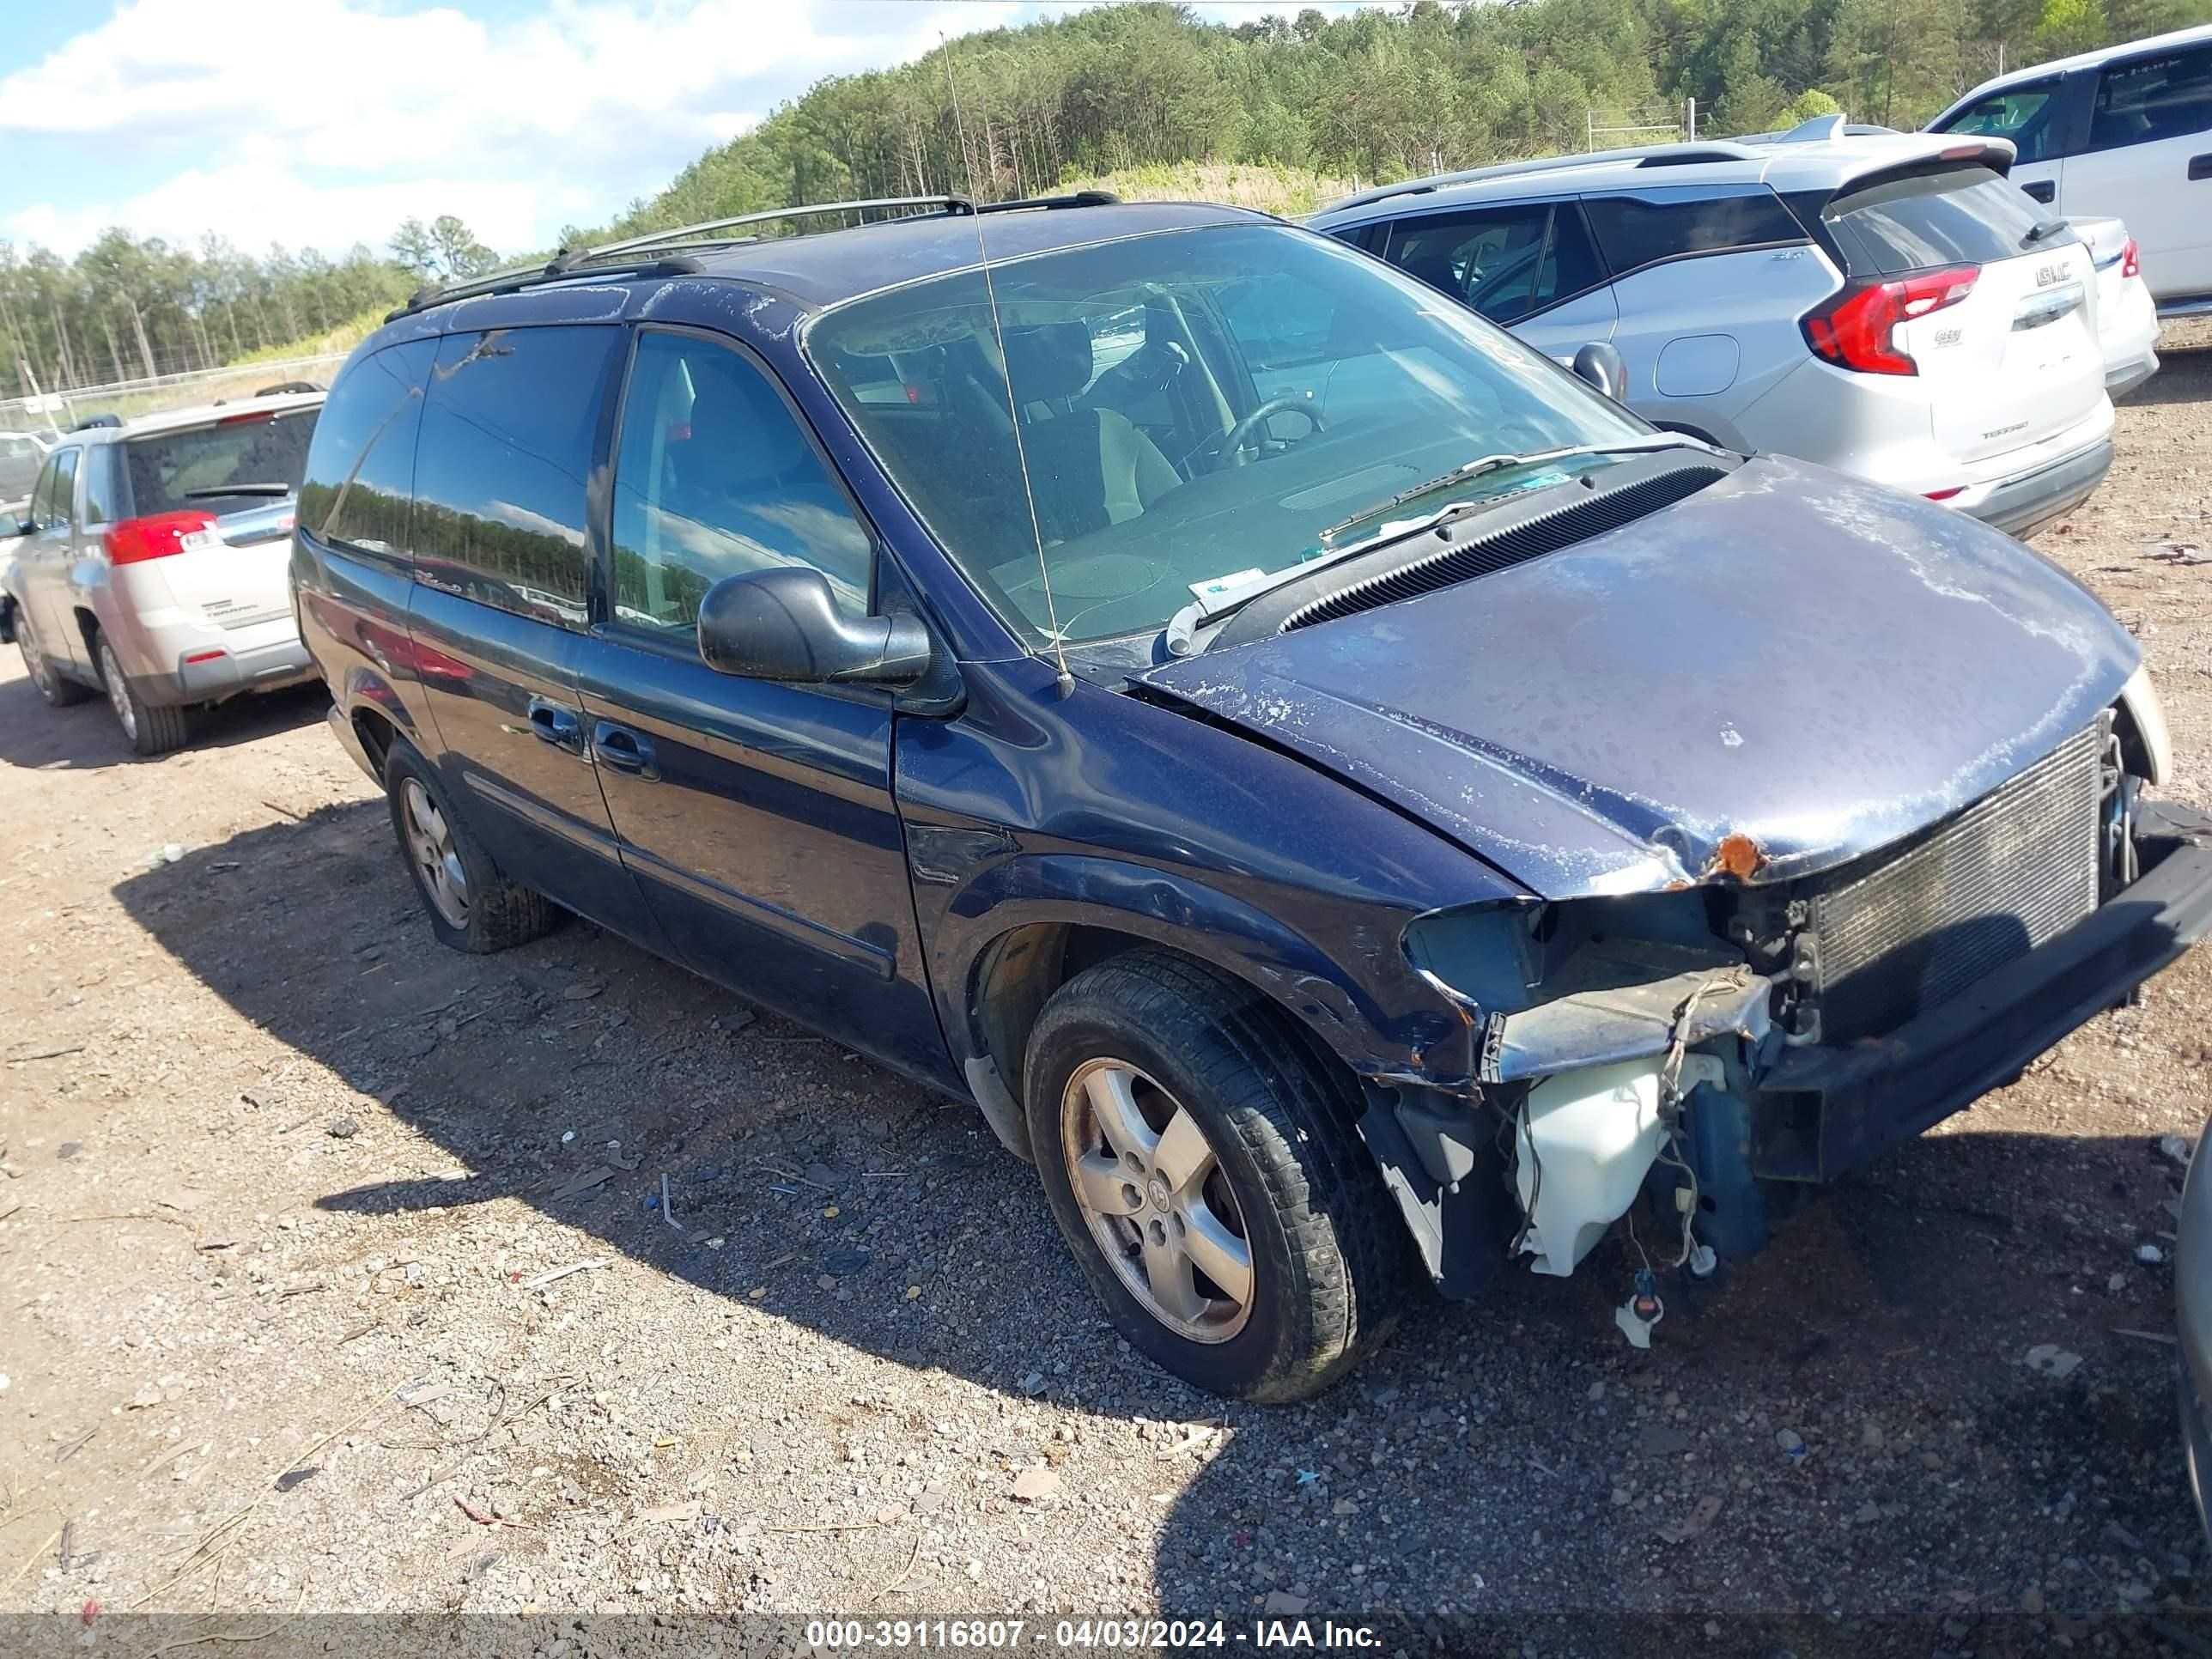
left=1751, top=799, right=2212, bottom=1182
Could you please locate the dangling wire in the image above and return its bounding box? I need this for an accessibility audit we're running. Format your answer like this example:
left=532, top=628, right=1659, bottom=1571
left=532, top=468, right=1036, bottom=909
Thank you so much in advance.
left=969, top=210, right=1076, bottom=696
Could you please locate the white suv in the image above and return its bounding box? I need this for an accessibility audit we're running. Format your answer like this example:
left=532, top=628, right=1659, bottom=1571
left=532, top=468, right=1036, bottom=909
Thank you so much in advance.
left=5, top=392, right=323, bottom=755
left=1929, top=23, right=2212, bottom=316
left=1308, top=123, right=2113, bottom=539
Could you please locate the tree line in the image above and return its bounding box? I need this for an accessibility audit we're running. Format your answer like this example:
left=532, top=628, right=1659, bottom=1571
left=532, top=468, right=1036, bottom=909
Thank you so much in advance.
left=0, top=215, right=501, bottom=403
left=571, top=0, right=2205, bottom=252
left=9, top=0, right=2207, bottom=404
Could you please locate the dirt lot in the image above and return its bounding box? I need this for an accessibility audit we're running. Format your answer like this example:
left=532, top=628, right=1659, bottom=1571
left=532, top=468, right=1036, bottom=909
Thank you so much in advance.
left=3, top=332, right=2210, bottom=1654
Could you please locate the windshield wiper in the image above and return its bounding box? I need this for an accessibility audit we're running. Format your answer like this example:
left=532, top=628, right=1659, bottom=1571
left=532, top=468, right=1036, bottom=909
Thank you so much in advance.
left=1164, top=434, right=1722, bottom=657
left=2021, top=216, right=2069, bottom=248
left=182, top=483, right=290, bottom=501
left=1317, top=435, right=1713, bottom=544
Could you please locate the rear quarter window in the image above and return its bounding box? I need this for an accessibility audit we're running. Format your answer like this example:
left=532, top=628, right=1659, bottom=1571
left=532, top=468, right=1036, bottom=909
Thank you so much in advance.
left=1581, top=188, right=1807, bottom=276
left=301, top=340, right=437, bottom=560
left=1822, top=164, right=2051, bottom=275
left=125, top=407, right=319, bottom=518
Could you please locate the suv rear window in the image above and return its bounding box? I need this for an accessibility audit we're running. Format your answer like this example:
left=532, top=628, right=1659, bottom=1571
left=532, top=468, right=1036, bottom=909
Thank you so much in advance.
left=125, top=408, right=318, bottom=518
left=1822, top=164, right=2052, bottom=275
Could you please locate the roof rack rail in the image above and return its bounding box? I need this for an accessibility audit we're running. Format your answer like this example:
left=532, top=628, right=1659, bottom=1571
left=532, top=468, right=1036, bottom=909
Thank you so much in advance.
left=1321, top=143, right=1761, bottom=213
left=975, top=189, right=1121, bottom=214
left=386, top=252, right=712, bottom=321
left=70, top=413, right=122, bottom=432
left=384, top=190, right=1123, bottom=323
left=567, top=195, right=975, bottom=267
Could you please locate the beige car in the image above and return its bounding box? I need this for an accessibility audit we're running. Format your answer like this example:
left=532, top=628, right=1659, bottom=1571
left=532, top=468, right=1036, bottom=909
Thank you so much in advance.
left=5, top=393, right=322, bottom=755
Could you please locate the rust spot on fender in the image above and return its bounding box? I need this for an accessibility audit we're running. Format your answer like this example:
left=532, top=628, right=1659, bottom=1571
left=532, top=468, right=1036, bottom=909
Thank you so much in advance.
left=1705, top=832, right=1766, bottom=883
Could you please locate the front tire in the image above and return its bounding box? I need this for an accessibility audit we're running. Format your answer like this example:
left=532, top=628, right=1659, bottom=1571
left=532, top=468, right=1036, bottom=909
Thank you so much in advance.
left=97, top=635, right=187, bottom=756
left=382, top=741, right=557, bottom=954
left=1024, top=948, right=1411, bottom=1402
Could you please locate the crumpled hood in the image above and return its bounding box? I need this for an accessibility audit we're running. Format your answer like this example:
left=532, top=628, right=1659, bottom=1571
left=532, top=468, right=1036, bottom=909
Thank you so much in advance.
left=1139, top=454, right=2137, bottom=899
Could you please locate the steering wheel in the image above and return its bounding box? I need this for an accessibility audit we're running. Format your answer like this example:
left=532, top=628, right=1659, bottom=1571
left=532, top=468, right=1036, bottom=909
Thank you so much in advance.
left=1194, top=395, right=1326, bottom=472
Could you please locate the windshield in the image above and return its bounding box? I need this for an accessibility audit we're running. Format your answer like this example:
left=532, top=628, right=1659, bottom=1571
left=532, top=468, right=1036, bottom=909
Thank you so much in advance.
left=807, top=223, right=1647, bottom=646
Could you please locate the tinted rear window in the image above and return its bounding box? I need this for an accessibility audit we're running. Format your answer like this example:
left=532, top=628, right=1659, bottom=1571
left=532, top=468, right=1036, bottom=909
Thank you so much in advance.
left=1582, top=189, right=1807, bottom=274
left=125, top=407, right=318, bottom=518
left=1822, top=164, right=2052, bottom=275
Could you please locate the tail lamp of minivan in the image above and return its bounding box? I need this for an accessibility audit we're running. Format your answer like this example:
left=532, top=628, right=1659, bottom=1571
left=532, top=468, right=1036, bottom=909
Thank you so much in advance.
left=1801, top=264, right=1979, bottom=376
left=2121, top=238, right=2141, bottom=280
left=105, top=510, right=221, bottom=565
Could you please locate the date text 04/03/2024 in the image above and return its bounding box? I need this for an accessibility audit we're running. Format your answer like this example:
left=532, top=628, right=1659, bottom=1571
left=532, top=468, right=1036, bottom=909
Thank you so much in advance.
left=803, top=1619, right=1383, bottom=1649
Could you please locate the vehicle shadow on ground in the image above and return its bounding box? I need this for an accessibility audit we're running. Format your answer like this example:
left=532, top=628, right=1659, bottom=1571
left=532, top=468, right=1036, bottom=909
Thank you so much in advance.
left=2120, top=339, right=2212, bottom=410
left=0, top=669, right=328, bottom=770
left=112, top=805, right=2205, bottom=1632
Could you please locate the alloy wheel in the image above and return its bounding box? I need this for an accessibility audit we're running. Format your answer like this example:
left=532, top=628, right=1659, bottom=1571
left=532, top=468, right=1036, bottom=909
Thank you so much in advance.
left=401, top=778, right=470, bottom=928
left=16, top=614, right=52, bottom=698
left=1059, top=1057, right=1254, bottom=1343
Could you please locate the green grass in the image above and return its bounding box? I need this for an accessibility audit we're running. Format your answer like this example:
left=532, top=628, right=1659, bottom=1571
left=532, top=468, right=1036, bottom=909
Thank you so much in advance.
left=1063, top=161, right=1357, bottom=218
left=224, top=307, right=386, bottom=368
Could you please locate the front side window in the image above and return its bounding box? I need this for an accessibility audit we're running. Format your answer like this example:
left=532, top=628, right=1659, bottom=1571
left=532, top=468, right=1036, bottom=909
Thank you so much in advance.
left=808, top=223, right=1647, bottom=647
left=609, top=331, right=873, bottom=637
left=413, top=325, right=620, bottom=629
left=45, top=448, right=79, bottom=530
left=301, top=339, right=438, bottom=560
left=1383, top=203, right=1602, bottom=324
left=1823, top=164, right=2056, bottom=276
left=1940, top=82, right=2063, bottom=162
left=2089, top=46, right=2212, bottom=152
left=27, top=453, right=62, bottom=526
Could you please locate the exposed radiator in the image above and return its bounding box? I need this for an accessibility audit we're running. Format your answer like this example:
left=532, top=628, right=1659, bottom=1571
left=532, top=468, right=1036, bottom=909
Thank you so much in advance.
left=1808, top=723, right=2102, bottom=1042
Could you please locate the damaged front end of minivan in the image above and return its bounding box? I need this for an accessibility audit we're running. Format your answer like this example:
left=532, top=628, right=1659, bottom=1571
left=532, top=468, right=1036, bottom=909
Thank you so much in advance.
left=1371, top=684, right=2212, bottom=1321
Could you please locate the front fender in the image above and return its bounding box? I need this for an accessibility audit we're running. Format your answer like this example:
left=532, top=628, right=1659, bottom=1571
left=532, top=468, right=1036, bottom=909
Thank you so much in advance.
left=934, top=851, right=1446, bottom=1076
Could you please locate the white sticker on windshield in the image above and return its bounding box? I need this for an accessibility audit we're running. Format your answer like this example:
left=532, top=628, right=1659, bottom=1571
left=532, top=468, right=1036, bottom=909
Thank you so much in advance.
left=1187, top=568, right=1268, bottom=606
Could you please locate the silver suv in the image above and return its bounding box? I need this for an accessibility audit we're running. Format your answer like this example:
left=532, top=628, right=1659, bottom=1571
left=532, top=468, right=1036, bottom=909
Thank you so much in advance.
left=5, top=392, right=322, bottom=755
left=1308, top=120, right=2114, bottom=539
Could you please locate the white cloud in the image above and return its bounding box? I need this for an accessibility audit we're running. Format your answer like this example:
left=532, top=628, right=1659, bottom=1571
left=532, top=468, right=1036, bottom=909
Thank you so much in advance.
left=0, top=0, right=1044, bottom=257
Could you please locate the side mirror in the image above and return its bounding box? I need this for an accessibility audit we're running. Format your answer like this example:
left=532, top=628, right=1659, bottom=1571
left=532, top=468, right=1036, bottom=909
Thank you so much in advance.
left=697, top=567, right=932, bottom=686
left=15, top=520, right=33, bottom=538
left=1571, top=341, right=1628, bottom=402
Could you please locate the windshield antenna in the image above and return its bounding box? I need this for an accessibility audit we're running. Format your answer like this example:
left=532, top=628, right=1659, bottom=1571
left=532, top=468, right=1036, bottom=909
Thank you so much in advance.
left=969, top=210, right=1076, bottom=696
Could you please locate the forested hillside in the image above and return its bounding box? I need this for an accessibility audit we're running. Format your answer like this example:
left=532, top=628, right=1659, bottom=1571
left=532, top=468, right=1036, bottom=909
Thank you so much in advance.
left=4, top=0, right=2206, bottom=403
left=574, top=0, right=2208, bottom=246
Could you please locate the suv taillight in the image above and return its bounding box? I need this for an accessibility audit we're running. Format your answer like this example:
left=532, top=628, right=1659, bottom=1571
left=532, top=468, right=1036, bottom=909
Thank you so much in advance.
left=2121, top=237, right=2141, bottom=280
left=105, top=510, right=220, bottom=565
left=1801, top=264, right=1979, bottom=376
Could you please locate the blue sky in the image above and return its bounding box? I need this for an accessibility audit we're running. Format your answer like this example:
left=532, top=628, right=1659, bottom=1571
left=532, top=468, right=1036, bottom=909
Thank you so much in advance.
left=0, top=1, right=1373, bottom=262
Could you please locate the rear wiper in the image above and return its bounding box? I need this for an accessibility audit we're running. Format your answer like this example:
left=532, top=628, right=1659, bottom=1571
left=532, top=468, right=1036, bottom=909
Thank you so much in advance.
left=1317, top=435, right=1713, bottom=544
left=182, top=483, right=290, bottom=500
left=2021, top=216, right=2069, bottom=248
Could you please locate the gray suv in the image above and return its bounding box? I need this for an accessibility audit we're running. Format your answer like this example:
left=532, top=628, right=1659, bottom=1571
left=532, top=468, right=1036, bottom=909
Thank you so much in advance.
left=1309, top=120, right=2115, bottom=539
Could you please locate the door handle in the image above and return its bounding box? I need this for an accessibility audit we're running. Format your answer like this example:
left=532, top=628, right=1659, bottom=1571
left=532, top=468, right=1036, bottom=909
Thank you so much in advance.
left=2191, top=154, right=2212, bottom=181
left=592, top=720, right=659, bottom=781
left=526, top=696, right=583, bottom=753
left=2022, top=179, right=2056, bottom=204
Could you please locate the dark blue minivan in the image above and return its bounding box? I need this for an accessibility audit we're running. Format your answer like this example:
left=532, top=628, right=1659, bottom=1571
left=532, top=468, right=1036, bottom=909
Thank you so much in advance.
left=294, top=194, right=2212, bottom=1400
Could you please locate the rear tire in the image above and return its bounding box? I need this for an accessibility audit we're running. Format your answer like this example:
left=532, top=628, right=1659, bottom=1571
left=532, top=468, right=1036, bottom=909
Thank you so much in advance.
left=97, top=635, right=187, bottom=756
left=1024, top=948, right=1411, bottom=1402
left=382, top=741, right=558, bottom=954
left=16, top=610, right=93, bottom=707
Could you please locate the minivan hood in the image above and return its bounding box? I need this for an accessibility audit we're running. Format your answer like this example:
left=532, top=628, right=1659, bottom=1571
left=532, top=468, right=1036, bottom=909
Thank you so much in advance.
left=1139, top=454, right=2137, bottom=899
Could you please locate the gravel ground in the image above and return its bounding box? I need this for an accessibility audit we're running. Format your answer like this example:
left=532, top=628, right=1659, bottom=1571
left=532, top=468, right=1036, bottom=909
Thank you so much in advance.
left=3, top=329, right=2211, bottom=1656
